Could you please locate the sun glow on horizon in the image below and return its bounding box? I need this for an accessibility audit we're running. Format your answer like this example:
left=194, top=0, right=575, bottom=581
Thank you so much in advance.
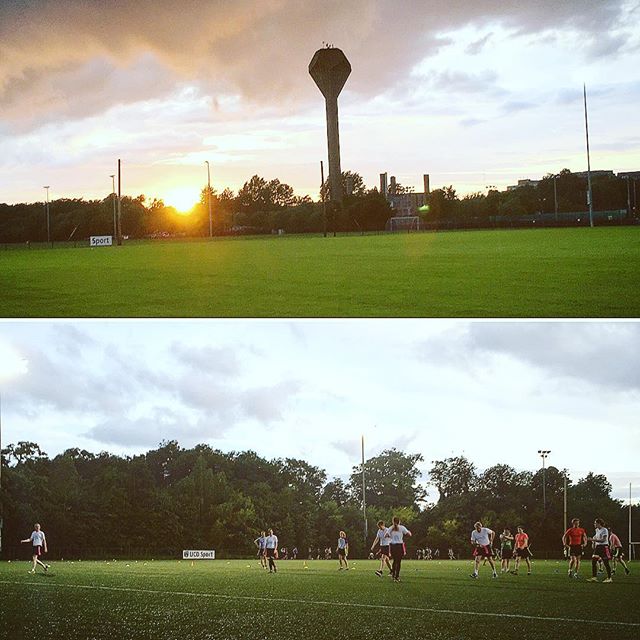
left=162, top=186, right=199, bottom=214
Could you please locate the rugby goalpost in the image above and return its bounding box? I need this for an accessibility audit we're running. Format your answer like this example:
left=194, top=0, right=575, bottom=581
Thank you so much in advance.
left=629, top=483, right=639, bottom=561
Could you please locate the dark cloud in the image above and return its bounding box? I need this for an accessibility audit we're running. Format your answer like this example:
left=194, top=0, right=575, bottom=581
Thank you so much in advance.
left=0, top=0, right=629, bottom=130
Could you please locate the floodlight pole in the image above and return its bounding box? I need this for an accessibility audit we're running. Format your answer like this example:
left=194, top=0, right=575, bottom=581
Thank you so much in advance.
left=563, top=472, right=567, bottom=534
left=553, top=175, right=559, bottom=222
left=362, top=435, right=367, bottom=553
left=630, top=483, right=633, bottom=561
left=43, top=186, right=50, bottom=245
left=538, top=450, right=551, bottom=513
left=205, top=161, right=213, bottom=238
left=583, top=85, right=594, bottom=228
left=110, top=175, right=116, bottom=240
left=117, top=159, right=122, bottom=246
left=321, top=160, right=327, bottom=238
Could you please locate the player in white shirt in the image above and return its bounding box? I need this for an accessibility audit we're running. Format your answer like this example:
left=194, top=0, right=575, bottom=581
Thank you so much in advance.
left=388, top=516, right=411, bottom=582
left=370, top=520, right=392, bottom=577
left=264, top=528, right=278, bottom=573
left=587, top=518, right=613, bottom=582
left=470, top=521, right=497, bottom=579
left=21, top=523, right=50, bottom=574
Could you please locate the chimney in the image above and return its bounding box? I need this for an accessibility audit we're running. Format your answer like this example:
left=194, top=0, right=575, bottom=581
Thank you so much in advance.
left=380, top=173, right=388, bottom=197
left=423, top=174, right=430, bottom=196
left=390, top=176, right=397, bottom=195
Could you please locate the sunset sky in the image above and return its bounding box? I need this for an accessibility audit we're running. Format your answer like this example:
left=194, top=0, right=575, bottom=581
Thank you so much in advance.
left=1, top=320, right=639, bottom=504
left=1, top=1, right=639, bottom=208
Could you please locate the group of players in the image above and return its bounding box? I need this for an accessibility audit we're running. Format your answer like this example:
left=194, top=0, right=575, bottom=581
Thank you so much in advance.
left=21, top=515, right=632, bottom=584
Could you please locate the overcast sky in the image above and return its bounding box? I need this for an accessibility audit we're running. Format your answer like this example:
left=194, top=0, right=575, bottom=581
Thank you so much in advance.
left=1, top=1, right=639, bottom=209
left=1, top=320, right=638, bottom=504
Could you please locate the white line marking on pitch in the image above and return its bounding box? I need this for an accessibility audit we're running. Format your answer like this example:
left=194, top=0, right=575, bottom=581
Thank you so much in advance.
left=1, top=580, right=638, bottom=628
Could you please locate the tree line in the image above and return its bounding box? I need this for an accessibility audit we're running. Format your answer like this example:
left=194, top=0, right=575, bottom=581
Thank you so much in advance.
left=1, top=169, right=637, bottom=244
left=1, top=442, right=636, bottom=560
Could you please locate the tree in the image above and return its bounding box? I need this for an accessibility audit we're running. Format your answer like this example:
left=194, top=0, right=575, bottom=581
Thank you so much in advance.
left=349, top=449, right=426, bottom=510
left=429, top=456, right=477, bottom=500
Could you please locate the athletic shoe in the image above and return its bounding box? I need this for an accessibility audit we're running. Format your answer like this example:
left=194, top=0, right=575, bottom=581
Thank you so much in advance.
left=586, top=577, right=598, bottom=582
left=28, top=569, right=35, bottom=574
left=469, top=574, right=478, bottom=579
left=509, top=570, right=518, bottom=575
left=375, top=570, right=382, bottom=577
left=492, top=573, right=498, bottom=578
left=625, top=568, right=630, bottom=575
left=44, top=564, right=50, bottom=572
left=612, top=569, right=616, bottom=575
left=603, top=578, right=613, bottom=583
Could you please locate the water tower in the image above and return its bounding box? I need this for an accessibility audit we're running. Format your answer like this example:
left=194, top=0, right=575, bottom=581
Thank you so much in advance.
left=309, top=47, right=351, bottom=205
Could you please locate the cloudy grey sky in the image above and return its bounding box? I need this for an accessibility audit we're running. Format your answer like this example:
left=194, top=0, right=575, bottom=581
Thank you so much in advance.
left=1, top=320, right=638, bottom=503
left=1, top=1, right=639, bottom=208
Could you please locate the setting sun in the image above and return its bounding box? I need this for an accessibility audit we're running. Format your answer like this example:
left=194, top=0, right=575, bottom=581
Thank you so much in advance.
left=163, top=187, right=199, bottom=214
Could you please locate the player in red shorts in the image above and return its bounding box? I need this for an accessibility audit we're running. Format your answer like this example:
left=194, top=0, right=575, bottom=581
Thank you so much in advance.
left=470, top=522, right=497, bottom=579
left=562, top=517, right=587, bottom=578
left=21, top=523, right=50, bottom=574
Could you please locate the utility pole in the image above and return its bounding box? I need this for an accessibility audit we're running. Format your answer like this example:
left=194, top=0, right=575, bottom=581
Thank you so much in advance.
left=43, top=186, right=51, bottom=245
left=205, top=161, right=213, bottom=238
left=583, top=84, right=594, bottom=228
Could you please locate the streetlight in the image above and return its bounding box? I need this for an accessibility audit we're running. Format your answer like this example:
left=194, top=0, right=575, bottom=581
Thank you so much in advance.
left=110, top=175, right=116, bottom=239
left=205, top=161, right=213, bottom=238
left=538, top=450, right=551, bottom=513
left=43, top=186, right=50, bottom=245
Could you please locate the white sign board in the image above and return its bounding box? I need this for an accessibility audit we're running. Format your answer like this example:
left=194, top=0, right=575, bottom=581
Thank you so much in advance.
left=183, top=549, right=215, bottom=560
left=90, top=235, right=113, bottom=247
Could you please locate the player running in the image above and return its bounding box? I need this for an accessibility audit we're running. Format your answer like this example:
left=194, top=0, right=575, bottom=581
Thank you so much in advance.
left=265, top=528, right=278, bottom=573
left=337, top=531, right=349, bottom=570
left=470, top=522, right=497, bottom=579
left=499, top=528, right=514, bottom=573
left=21, top=523, right=50, bottom=574
left=371, top=520, right=392, bottom=577
left=511, top=526, right=532, bottom=575
left=254, top=531, right=267, bottom=569
left=562, top=518, right=587, bottom=578
left=609, top=529, right=630, bottom=575
left=587, top=518, right=613, bottom=583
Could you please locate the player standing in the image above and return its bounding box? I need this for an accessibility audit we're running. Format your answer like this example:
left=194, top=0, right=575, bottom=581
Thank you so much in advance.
left=371, top=520, right=392, bottom=577
left=562, top=518, right=587, bottom=578
left=511, top=526, right=532, bottom=575
left=388, top=516, right=411, bottom=582
left=254, top=531, right=267, bottom=569
left=265, top=528, right=278, bottom=573
left=609, top=529, right=630, bottom=575
left=587, top=519, right=613, bottom=582
left=470, top=522, right=497, bottom=579
left=499, top=528, right=514, bottom=573
left=337, top=531, right=349, bottom=570
left=21, top=523, right=50, bottom=574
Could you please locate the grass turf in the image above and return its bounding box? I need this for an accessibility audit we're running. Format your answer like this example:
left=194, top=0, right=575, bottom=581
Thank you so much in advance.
left=1, top=559, right=638, bottom=639
left=0, top=227, right=639, bottom=317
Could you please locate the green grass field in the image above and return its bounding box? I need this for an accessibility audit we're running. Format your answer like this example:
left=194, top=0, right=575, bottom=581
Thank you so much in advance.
left=1, top=559, right=638, bottom=639
left=1, top=227, right=639, bottom=317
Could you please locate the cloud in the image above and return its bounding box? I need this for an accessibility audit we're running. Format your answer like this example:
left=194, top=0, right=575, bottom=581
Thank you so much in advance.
left=170, top=342, right=240, bottom=376
left=419, top=323, right=640, bottom=392
left=465, top=33, right=493, bottom=55
left=0, top=0, right=629, bottom=130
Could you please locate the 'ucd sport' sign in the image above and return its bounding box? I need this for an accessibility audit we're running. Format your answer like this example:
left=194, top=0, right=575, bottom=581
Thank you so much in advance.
left=183, top=550, right=216, bottom=560
left=90, top=235, right=113, bottom=247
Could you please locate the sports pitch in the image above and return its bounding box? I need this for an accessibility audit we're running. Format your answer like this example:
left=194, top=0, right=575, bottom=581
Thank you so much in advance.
left=1, top=559, right=638, bottom=639
left=1, top=227, right=639, bottom=317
